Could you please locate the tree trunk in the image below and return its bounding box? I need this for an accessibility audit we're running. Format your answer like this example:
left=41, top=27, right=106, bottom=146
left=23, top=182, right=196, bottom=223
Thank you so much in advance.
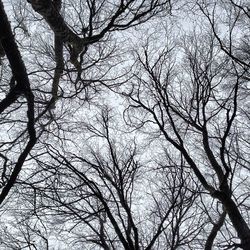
left=216, top=192, right=250, bottom=249
left=205, top=211, right=226, bottom=250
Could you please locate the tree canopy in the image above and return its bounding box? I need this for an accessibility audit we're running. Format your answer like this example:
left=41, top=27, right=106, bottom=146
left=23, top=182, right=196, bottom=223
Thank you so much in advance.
left=0, top=0, right=250, bottom=249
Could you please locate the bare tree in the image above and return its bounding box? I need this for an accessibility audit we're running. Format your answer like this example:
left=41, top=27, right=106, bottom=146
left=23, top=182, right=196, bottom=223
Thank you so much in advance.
left=123, top=27, right=250, bottom=249
left=0, top=0, right=171, bottom=205
left=196, top=0, right=250, bottom=70
left=8, top=107, right=202, bottom=250
left=1, top=1, right=249, bottom=249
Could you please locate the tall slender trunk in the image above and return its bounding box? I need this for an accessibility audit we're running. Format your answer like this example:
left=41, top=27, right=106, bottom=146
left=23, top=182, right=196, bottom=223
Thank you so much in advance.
left=205, top=211, right=226, bottom=250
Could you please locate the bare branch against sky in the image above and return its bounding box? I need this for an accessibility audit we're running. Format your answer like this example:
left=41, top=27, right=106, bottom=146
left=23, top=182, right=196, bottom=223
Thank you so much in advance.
left=0, top=0, right=250, bottom=249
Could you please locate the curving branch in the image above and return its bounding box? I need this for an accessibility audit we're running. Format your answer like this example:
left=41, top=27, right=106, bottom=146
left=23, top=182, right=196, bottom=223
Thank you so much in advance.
left=205, top=210, right=226, bottom=250
left=0, top=0, right=36, bottom=204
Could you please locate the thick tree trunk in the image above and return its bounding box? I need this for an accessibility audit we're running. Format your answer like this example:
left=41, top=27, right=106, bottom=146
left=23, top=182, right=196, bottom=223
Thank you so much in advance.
left=215, top=191, right=250, bottom=249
